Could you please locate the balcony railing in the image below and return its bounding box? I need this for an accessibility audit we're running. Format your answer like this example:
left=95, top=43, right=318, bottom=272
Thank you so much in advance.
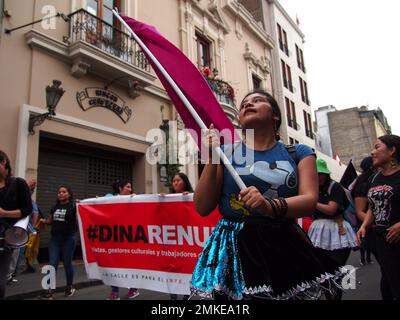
left=68, top=9, right=151, bottom=73
left=205, top=77, right=235, bottom=107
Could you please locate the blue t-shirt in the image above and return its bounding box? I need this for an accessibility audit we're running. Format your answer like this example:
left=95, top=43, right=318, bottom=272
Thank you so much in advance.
left=219, top=142, right=314, bottom=218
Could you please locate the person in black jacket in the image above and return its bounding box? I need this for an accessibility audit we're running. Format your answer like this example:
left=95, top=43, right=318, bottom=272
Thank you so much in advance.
left=0, top=150, right=32, bottom=300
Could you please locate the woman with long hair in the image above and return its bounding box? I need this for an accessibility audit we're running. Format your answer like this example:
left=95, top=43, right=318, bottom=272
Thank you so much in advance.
left=0, top=150, right=32, bottom=300
left=190, top=90, right=346, bottom=300
left=107, top=179, right=140, bottom=300
left=39, top=185, right=78, bottom=299
left=163, top=172, right=193, bottom=300
left=357, top=135, right=400, bottom=300
left=352, top=156, right=375, bottom=265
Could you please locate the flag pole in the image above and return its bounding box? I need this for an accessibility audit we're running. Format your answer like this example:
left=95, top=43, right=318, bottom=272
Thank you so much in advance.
left=113, top=9, right=246, bottom=190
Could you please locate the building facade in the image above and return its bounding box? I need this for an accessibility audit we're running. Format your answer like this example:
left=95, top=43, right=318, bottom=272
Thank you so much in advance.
left=0, top=0, right=275, bottom=245
left=314, top=105, right=337, bottom=157
left=316, top=106, right=391, bottom=170
left=263, top=0, right=315, bottom=147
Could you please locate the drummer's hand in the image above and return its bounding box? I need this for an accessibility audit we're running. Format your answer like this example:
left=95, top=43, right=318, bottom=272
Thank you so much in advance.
left=159, top=193, right=167, bottom=197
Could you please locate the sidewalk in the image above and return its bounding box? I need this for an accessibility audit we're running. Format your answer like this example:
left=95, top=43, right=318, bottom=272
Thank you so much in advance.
left=5, top=260, right=102, bottom=300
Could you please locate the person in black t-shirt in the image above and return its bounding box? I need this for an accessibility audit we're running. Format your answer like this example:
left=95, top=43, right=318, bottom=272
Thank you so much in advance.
left=352, top=156, right=375, bottom=265
left=38, top=186, right=77, bottom=300
left=357, top=135, right=400, bottom=300
left=308, top=158, right=358, bottom=300
left=0, top=150, right=32, bottom=300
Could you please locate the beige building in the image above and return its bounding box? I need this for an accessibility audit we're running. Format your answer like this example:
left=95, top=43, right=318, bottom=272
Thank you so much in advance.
left=0, top=0, right=275, bottom=228
left=238, top=0, right=315, bottom=147
left=318, top=106, right=391, bottom=171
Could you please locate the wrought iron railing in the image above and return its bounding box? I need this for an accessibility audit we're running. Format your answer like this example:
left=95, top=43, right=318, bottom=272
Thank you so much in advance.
left=205, top=77, right=235, bottom=107
left=68, top=9, right=151, bottom=73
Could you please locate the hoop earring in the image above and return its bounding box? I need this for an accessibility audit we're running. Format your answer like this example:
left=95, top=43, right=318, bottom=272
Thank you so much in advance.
left=391, top=158, right=399, bottom=168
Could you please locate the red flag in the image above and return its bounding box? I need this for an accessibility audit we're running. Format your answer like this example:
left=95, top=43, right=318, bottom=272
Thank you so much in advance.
left=120, top=15, right=238, bottom=145
left=296, top=14, right=300, bottom=25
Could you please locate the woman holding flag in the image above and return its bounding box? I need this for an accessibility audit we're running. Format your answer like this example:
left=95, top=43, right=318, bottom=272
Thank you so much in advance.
left=190, top=90, right=346, bottom=300
left=112, top=12, right=346, bottom=300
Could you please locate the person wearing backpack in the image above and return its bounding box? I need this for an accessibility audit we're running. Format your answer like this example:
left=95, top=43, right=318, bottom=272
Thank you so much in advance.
left=308, top=158, right=358, bottom=300
left=357, top=135, right=400, bottom=300
left=0, top=150, right=32, bottom=300
left=191, top=91, right=346, bottom=300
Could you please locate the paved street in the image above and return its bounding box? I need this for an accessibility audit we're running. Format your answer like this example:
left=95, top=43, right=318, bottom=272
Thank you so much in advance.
left=5, top=251, right=382, bottom=300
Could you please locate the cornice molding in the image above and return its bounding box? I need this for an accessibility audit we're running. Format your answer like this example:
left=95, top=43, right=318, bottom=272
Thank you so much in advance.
left=224, top=0, right=275, bottom=49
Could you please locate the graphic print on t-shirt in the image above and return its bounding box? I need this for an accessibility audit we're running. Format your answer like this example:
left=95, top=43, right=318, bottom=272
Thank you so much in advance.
left=250, top=160, right=297, bottom=199
left=368, top=184, right=393, bottom=227
left=53, top=208, right=67, bottom=222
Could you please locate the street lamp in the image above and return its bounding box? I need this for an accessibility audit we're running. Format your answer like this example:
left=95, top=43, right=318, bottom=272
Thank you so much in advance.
left=29, top=80, right=65, bottom=135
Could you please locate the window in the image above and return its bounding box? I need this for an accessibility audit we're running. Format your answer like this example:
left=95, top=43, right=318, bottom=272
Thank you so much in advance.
left=252, top=74, right=262, bottom=90
left=281, top=60, right=293, bottom=92
left=289, top=137, right=294, bottom=145
left=0, top=0, right=4, bottom=32
left=299, top=77, right=310, bottom=105
left=286, top=64, right=293, bottom=92
left=87, top=0, right=122, bottom=26
left=86, top=0, right=122, bottom=44
left=296, top=45, right=306, bottom=72
left=285, top=97, right=297, bottom=129
left=281, top=60, right=287, bottom=88
left=285, top=97, right=291, bottom=127
left=303, top=111, right=313, bottom=139
left=196, top=33, right=212, bottom=68
left=307, top=113, right=313, bottom=139
left=277, top=24, right=289, bottom=56
left=277, top=24, right=283, bottom=51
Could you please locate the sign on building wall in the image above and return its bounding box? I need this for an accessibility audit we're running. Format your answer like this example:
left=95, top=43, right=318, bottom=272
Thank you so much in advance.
left=77, top=88, right=133, bottom=123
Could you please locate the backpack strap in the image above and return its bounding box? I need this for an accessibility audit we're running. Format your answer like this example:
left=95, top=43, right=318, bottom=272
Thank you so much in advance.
left=327, top=180, right=336, bottom=196
left=285, top=144, right=299, bottom=165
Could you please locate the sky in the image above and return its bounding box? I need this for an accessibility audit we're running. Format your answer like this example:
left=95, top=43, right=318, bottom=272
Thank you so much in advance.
left=278, top=0, right=400, bottom=135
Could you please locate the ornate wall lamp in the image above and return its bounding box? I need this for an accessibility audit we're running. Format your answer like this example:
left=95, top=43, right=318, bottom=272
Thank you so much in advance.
left=28, top=80, right=65, bottom=135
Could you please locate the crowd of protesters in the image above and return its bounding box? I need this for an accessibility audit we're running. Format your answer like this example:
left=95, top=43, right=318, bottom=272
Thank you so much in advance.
left=1, top=116, right=400, bottom=300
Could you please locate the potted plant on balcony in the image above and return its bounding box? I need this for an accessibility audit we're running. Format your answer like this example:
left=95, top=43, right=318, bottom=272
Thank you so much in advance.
left=200, top=66, right=235, bottom=105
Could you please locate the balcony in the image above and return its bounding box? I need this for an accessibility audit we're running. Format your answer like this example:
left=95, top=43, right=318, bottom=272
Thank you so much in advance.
left=205, top=77, right=238, bottom=122
left=26, top=9, right=156, bottom=92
